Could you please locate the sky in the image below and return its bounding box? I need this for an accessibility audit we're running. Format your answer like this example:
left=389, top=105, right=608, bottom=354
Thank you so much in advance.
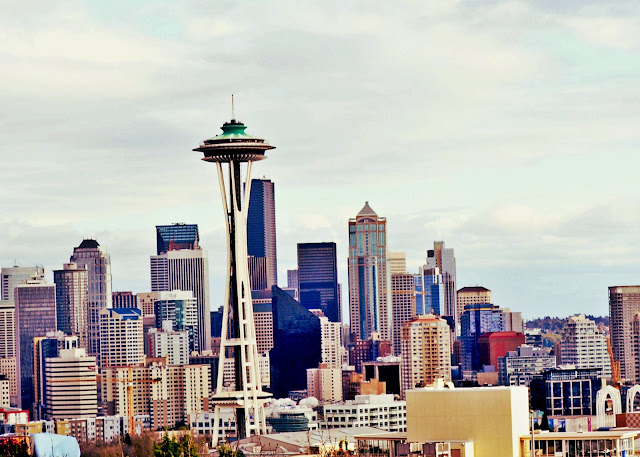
left=2, top=1, right=640, bottom=320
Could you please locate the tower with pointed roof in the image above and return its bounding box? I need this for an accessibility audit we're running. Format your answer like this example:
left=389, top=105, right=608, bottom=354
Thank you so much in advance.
left=348, top=202, right=392, bottom=345
left=193, top=102, right=273, bottom=443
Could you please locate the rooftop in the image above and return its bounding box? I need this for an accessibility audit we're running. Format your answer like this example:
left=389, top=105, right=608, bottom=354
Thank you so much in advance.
left=77, top=239, right=100, bottom=249
left=357, top=201, right=377, bottom=217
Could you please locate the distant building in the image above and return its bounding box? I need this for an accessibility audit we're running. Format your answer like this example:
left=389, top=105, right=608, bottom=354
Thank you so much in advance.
left=53, top=263, right=88, bottom=350
left=44, top=337, right=97, bottom=420
left=15, top=279, right=57, bottom=410
left=148, top=320, right=190, bottom=365
left=457, top=286, right=491, bottom=309
left=561, top=314, right=611, bottom=378
left=348, top=202, right=391, bottom=342
left=525, top=328, right=544, bottom=347
left=477, top=331, right=525, bottom=369
left=388, top=252, right=407, bottom=275
left=99, top=308, right=143, bottom=368
left=112, top=291, right=137, bottom=309
left=321, top=394, right=406, bottom=432
left=298, top=242, right=340, bottom=323
left=150, top=248, right=210, bottom=352
left=391, top=273, right=414, bottom=356
left=400, top=315, right=451, bottom=396
left=33, top=331, right=66, bottom=418
left=70, top=239, right=112, bottom=359
left=269, top=287, right=321, bottom=398
left=0, top=265, right=44, bottom=301
left=156, top=223, right=200, bottom=254
left=154, top=290, right=199, bottom=353
left=415, top=267, right=445, bottom=316
left=530, top=367, right=604, bottom=417
left=248, top=256, right=269, bottom=291
left=247, top=178, right=278, bottom=288
left=609, top=286, right=640, bottom=382
left=287, top=269, right=299, bottom=293
left=503, top=309, right=524, bottom=333
left=498, top=345, right=556, bottom=386
left=425, top=242, right=456, bottom=330
left=0, top=300, right=15, bottom=358
left=362, top=360, right=402, bottom=397
left=350, top=338, right=392, bottom=373
left=459, top=303, right=505, bottom=371
left=320, top=316, right=342, bottom=369
left=307, top=363, right=342, bottom=402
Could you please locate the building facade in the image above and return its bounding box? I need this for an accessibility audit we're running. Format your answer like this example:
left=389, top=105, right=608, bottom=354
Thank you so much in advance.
left=298, top=242, right=340, bottom=323
left=321, top=394, right=406, bottom=432
left=348, top=202, right=391, bottom=342
left=1, top=265, right=44, bottom=301
left=247, top=178, right=278, bottom=288
left=53, top=263, right=88, bottom=350
left=498, top=345, right=556, bottom=386
left=415, top=267, right=445, bottom=316
left=154, top=290, right=199, bottom=353
left=70, top=239, right=112, bottom=359
left=391, top=273, right=415, bottom=356
left=609, top=286, right=640, bottom=381
left=148, top=320, right=190, bottom=366
left=459, top=303, right=505, bottom=371
left=150, top=249, right=210, bottom=352
left=156, top=223, right=200, bottom=254
left=99, top=308, right=144, bottom=368
left=425, top=242, right=456, bottom=329
left=561, top=314, right=612, bottom=378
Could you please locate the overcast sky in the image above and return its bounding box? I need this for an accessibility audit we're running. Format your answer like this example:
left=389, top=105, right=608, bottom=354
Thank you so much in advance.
left=2, top=1, right=640, bottom=320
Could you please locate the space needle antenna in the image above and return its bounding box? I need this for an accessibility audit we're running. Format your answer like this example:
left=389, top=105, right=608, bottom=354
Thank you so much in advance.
left=231, top=94, right=236, bottom=121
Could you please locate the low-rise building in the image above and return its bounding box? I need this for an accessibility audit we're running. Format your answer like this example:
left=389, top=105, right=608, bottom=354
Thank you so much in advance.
left=498, top=345, right=556, bottom=386
left=321, top=394, right=406, bottom=432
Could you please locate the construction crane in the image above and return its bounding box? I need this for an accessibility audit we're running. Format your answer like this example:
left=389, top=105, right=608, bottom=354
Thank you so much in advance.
left=606, top=336, right=621, bottom=389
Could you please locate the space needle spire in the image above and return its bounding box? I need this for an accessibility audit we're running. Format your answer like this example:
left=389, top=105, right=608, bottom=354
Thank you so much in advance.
left=194, top=100, right=274, bottom=444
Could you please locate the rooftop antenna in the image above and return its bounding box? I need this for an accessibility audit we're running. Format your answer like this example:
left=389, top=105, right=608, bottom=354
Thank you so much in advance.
left=231, top=94, right=236, bottom=121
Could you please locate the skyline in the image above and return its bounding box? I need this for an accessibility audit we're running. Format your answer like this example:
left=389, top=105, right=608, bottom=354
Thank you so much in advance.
left=3, top=1, right=640, bottom=319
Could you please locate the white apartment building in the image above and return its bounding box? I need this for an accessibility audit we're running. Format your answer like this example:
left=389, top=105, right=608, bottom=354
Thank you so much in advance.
left=321, top=394, right=406, bottom=432
left=320, top=317, right=342, bottom=369
left=148, top=320, right=189, bottom=365
left=498, top=345, right=556, bottom=386
left=99, top=308, right=144, bottom=368
left=561, top=314, right=612, bottom=378
left=44, top=337, right=97, bottom=419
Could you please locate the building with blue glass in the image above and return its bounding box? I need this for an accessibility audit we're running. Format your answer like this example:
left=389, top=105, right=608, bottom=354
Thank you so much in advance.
left=297, top=242, right=340, bottom=323
left=247, top=179, right=277, bottom=288
left=459, top=303, right=505, bottom=371
left=414, top=267, right=445, bottom=316
left=154, top=290, right=199, bottom=353
left=156, top=223, right=200, bottom=255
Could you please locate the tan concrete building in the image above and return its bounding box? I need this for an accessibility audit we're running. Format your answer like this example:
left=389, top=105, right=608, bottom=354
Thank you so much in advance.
left=307, top=363, right=342, bottom=402
left=457, top=286, right=492, bottom=308
left=609, top=285, right=640, bottom=381
left=388, top=252, right=407, bottom=275
left=391, top=273, right=415, bottom=356
left=406, top=386, right=529, bottom=457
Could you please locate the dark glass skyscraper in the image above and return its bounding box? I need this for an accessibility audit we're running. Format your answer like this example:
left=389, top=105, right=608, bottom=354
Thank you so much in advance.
left=156, top=223, right=200, bottom=255
left=269, top=286, right=321, bottom=398
left=297, top=242, right=340, bottom=323
left=247, top=179, right=277, bottom=288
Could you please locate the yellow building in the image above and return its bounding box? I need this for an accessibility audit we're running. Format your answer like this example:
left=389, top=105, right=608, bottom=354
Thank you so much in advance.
left=406, top=386, right=529, bottom=457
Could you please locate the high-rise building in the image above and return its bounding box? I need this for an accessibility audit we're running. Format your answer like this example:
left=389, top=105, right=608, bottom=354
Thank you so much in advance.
left=400, top=314, right=452, bottom=397
left=297, top=242, right=340, bottom=323
left=415, top=267, right=445, bottom=316
left=1, top=265, right=44, bottom=301
left=247, top=178, right=277, bottom=288
left=248, top=256, right=269, bottom=291
left=150, top=249, right=210, bottom=351
left=287, top=269, right=299, bottom=293
left=44, top=337, right=97, bottom=420
left=457, top=286, right=492, bottom=309
left=498, top=345, right=556, bottom=386
left=154, top=290, right=199, bottom=353
left=156, top=223, right=200, bottom=255
left=459, top=303, right=505, bottom=371
left=348, top=202, right=391, bottom=342
left=388, top=252, right=407, bottom=275
left=33, top=331, right=66, bottom=418
left=112, top=291, right=137, bottom=309
left=53, top=263, right=88, bottom=349
left=307, top=363, right=342, bottom=402
left=425, top=242, right=456, bottom=329
left=320, top=316, right=342, bottom=369
left=609, top=286, right=640, bottom=382
left=15, top=279, right=57, bottom=410
left=0, top=300, right=15, bottom=358
left=99, top=308, right=144, bottom=368
left=148, top=320, right=190, bottom=366
left=391, top=273, right=415, bottom=356
left=561, top=314, right=611, bottom=378
left=70, top=239, right=112, bottom=359
left=194, top=109, right=273, bottom=441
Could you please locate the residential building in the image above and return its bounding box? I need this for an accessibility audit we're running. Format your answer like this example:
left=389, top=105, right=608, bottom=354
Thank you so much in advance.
left=247, top=178, right=278, bottom=288
left=156, top=223, right=200, bottom=254
left=307, top=363, right=342, bottom=402
left=321, top=394, right=406, bottom=432
left=0, top=376, right=9, bottom=408
left=270, top=287, right=321, bottom=398
left=320, top=316, right=342, bottom=369
left=498, top=345, right=556, bottom=386
left=609, top=285, right=640, bottom=382
left=44, top=337, right=97, bottom=420
left=561, top=314, right=612, bottom=378
left=70, top=239, right=112, bottom=359
left=99, top=308, right=144, bottom=368
left=400, top=315, right=452, bottom=396
left=459, top=303, right=505, bottom=371
left=253, top=301, right=274, bottom=354
left=342, top=371, right=387, bottom=401
left=391, top=272, right=414, bottom=356
left=148, top=320, right=190, bottom=365
left=1, top=265, right=44, bottom=301
left=53, top=263, right=88, bottom=349
left=15, top=279, right=56, bottom=410
left=0, top=358, right=17, bottom=407
left=348, top=202, right=391, bottom=342
left=154, top=290, right=199, bottom=353
left=298, top=242, right=340, bottom=323
left=425, top=242, right=456, bottom=330
left=150, top=248, right=210, bottom=351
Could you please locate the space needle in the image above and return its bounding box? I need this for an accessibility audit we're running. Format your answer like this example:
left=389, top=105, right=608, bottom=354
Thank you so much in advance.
left=194, top=98, right=274, bottom=443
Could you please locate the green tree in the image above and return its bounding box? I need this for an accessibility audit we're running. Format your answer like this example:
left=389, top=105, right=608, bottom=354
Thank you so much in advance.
left=218, top=443, right=244, bottom=457
left=154, top=433, right=181, bottom=457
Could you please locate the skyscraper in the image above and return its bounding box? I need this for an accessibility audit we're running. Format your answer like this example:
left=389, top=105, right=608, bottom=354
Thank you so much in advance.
left=99, top=308, right=144, bottom=368
left=287, top=269, right=299, bottom=293
left=297, top=242, right=340, bottom=323
left=247, top=178, right=277, bottom=288
left=154, top=290, right=199, bottom=353
left=425, top=242, right=456, bottom=330
left=150, top=249, right=210, bottom=351
left=415, top=267, right=445, bottom=316
left=459, top=303, right=505, bottom=371
left=194, top=108, right=273, bottom=441
left=391, top=273, right=415, bottom=356
left=1, top=265, right=44, bottom=301
left=70, top=239, right=112, bottom=359
left=15, top=279, right=57, bottom=410
left=609, top=286, right=640, bottom=382
left=53, top=263, right=88, bottom=350
left=156, top=223, right=200, bottom=254
left=560, top=314, right=611, bottom=378
left=348, top=202, right=391, bottom=342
